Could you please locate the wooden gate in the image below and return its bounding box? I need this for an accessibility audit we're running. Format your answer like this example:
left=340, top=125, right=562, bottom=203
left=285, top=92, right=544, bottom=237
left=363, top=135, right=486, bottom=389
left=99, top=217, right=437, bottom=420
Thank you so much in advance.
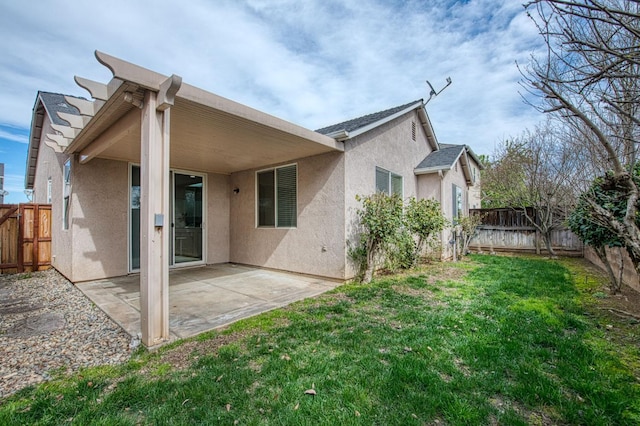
left=0, top=204, right=52, bottom=274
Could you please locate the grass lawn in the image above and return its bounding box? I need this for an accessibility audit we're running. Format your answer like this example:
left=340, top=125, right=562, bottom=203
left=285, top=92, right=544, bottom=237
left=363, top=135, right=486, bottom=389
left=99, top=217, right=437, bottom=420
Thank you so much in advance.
left=1, top=255, right=639, bottom=425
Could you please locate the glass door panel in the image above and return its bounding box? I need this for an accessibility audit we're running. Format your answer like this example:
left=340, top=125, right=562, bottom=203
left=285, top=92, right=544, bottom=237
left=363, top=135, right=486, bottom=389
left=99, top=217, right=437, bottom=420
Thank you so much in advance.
left=173, top=173, right=203, bottom=264
left=130, top=167, right=204, bottom=270
left=130, top=165, right=141, bottom=271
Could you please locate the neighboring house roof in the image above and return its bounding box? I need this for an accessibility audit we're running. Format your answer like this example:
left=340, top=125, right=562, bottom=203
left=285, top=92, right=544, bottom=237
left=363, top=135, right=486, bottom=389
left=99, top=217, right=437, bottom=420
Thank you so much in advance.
left=414, top=144, right=483, bottom=186
left=316, top=99, right=439, bottom=150
left=25, top=92, right=85, bottom=189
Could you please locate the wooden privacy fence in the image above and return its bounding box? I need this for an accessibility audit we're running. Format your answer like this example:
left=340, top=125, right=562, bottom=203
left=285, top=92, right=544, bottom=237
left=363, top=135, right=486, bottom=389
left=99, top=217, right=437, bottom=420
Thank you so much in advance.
left=0, top=204, right=52, bottom=274
left=468, top=208, right=583, bottom=255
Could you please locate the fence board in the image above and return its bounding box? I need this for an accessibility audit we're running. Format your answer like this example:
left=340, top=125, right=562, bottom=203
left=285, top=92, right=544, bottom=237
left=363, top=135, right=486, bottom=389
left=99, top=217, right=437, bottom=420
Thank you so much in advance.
left=0, top=204, right=52, bottom=274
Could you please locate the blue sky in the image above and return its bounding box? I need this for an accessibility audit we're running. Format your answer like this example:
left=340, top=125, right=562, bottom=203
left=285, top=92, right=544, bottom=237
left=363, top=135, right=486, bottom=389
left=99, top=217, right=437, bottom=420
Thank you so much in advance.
left=0, top=0, right=544, bottom=203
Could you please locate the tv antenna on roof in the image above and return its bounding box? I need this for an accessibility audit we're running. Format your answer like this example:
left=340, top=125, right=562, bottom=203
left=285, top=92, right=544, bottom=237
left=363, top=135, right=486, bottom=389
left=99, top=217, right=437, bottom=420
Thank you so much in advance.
left=425, top=77, right=452, bottom=105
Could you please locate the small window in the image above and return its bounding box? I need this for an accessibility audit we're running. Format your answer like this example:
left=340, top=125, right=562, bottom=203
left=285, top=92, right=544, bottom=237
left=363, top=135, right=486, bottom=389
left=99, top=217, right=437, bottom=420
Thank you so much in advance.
left=375, top=167, right=403, bottom=197
left=411, top=121, right=416, bottom=141
left=257, top=164, right=297, bottom=228
left=63, top=160, right=71, bottom=229
left=47, top=178, right=52, bottom=203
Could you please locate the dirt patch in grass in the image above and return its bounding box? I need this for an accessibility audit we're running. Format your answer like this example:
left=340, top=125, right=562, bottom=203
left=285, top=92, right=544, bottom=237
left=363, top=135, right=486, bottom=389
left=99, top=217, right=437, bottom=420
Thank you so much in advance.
left=424, top=265, right=468, bottom=285
left=391, top=285, right=449, bottom=308
left=598, top=284, right=640, bottom=321
left=157, top=329, right=254, bottom=370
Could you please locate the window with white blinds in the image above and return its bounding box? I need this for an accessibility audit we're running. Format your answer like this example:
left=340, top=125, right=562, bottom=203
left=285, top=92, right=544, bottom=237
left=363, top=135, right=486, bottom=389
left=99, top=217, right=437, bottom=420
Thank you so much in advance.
left=375, top=167, right=403, bottom=197
left=257, top=164, right=297, bottom=228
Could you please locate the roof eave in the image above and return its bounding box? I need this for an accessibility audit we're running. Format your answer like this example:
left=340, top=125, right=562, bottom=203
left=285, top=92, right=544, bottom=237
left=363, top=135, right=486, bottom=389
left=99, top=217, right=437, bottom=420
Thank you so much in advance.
left=25, top=93, right=47, bottom=190
left=417, top=106, right=439, bottom=151
left=414, top=165, right=452, bottom=175
left=464, top=145, right=484, bottom=170
left=323, top=129, right=350, bottom=141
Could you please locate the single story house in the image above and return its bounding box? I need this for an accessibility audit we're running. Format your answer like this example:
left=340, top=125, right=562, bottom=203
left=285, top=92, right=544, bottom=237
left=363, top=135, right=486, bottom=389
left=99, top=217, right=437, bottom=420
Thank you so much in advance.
left=26, top=51, right=482, bottom=345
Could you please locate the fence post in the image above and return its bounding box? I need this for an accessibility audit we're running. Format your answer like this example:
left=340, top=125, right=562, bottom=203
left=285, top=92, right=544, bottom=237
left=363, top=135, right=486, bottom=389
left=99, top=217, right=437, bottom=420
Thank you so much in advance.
left=17, top=205, right=24, bottom=273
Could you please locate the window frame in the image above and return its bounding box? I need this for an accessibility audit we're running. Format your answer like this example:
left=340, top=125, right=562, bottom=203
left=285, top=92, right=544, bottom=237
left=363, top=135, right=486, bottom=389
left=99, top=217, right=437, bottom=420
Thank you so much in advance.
left=452, top=184, right=463, bottom=222
left=375, top=166, right=403, bottom=198
left=46, top=177, right=52, bottom=204
left=255, top=163, right=298, bottom=229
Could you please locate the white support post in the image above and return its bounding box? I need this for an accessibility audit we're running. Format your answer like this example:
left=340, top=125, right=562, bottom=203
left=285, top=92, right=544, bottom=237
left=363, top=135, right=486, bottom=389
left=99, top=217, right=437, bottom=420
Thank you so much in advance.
left=140, top=90, right=170, bottom=346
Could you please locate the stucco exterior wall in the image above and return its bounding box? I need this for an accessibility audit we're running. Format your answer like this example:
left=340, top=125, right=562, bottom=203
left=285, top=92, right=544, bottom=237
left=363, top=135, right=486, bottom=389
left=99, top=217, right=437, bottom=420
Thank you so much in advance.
left=468, top=161, right=482, bottom=209
left=206, top=173, right=230, bottom=264
left=441, top=160, right=470, bottom=220
left=229, top=151, right=346, bottom=279
left=71, top=158, right=129, bottom=282
left=32, top=114, right=74, bottom=279
left=343, top=111, right=435, bottom=278
left=417, top=173, right=442, bottom=203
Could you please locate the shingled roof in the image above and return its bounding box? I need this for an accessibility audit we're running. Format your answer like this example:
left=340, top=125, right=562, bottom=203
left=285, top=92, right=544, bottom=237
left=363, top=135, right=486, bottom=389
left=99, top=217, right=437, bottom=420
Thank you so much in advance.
left=38, top=92, right=83, bottom=126
left=415, top=144, right=465, bottom=171
left=25, top=92, right=86, bottom=189
left=316, top=100, right=423, bottom=138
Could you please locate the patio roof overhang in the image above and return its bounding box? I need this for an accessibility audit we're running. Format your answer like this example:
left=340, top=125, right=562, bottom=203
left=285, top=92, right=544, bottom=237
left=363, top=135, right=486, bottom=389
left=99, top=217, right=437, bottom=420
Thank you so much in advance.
left=61, top=51, right=343, bottom=174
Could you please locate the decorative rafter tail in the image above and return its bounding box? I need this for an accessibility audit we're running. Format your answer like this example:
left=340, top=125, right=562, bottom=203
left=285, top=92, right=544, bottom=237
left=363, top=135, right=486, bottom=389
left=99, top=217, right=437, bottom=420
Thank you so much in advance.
left=64, top=96, right=101, bottom=117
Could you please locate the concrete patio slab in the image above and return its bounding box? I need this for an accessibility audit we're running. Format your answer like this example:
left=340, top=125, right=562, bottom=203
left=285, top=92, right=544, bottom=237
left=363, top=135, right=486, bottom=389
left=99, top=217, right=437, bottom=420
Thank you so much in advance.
left=76, top=264, right=342, bottom=342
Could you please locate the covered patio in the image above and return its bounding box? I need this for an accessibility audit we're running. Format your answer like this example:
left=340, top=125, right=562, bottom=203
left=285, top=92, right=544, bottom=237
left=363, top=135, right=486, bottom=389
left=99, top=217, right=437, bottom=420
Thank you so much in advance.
left=77, top=264, right=341, bottom=341
left=47, top=51, right=344, bottom=347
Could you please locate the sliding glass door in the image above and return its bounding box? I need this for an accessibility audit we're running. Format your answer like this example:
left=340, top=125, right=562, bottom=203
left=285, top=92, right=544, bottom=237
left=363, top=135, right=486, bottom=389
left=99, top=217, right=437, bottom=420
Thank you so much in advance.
left=130, top=166, right=204, bottom=271
left=172, top=173, right=203, bottom=264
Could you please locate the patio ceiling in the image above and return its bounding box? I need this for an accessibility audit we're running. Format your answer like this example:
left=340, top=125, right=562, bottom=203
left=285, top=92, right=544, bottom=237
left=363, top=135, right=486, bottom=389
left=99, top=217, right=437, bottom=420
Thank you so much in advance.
left=63, top=52, right=343, bottom=175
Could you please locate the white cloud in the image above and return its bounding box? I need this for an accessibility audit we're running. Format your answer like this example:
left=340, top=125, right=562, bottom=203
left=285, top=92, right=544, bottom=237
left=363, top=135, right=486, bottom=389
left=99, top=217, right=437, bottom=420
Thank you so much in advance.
left=1, top=173, right=28, bottom=202
left=0, top=0, right=547, bottom=160
left=0, top=129, right=28, bottom=144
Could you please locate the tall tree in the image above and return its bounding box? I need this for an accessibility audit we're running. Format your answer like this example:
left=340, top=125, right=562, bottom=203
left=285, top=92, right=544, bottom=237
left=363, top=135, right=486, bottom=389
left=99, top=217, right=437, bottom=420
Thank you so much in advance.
left=482, top=122, right=580, bottom=255
left=523, top=0, right=640, bottom=269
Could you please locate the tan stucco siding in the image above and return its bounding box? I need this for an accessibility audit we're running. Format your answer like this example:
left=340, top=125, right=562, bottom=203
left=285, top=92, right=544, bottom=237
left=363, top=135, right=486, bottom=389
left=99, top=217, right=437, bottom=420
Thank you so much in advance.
left=206, top=173, right=231, bottom=264
left=32, top=115, right=74, bottom=279
left=229, top=151, right=346, bottom=279
left=440, top=159, right=472, bottom=259
left=343, top=111, right=434, bottom=278
left=70, top=158, right=129, bottom=281
left=442, top=159, right=471, bottom=220
left=417, top=174, right=442, bottom=203
left=468, top=161, right=482, bottom=209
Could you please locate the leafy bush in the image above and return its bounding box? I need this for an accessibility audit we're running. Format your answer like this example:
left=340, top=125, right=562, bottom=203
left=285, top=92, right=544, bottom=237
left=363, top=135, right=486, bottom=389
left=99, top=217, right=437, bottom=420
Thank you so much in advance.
left=456, top=214, right=483, bottom=257
left=568, top=172, right=628, bottom=293
left=353, top=193, right=404, bottom=282
left=384, top=228, right=417, bottom=272
left=351, top=194, right=447, bottom=282
left=405, top=197, right=448, bottom=261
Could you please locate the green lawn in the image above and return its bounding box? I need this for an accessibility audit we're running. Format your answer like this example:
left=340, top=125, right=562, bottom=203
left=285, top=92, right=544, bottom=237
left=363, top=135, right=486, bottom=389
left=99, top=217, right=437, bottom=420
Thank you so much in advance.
left=2, top=255, right=639, bottom=425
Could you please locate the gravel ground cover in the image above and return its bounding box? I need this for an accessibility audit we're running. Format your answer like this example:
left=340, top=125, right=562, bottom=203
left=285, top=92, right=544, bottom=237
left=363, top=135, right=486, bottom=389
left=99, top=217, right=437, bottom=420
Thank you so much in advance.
left=0, top=269, right=131, bottom=398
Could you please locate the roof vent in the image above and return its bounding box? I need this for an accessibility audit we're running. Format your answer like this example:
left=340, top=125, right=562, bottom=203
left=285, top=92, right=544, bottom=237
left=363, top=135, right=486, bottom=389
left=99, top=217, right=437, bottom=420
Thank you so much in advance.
left=58, top=102, right=69, bottom=108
